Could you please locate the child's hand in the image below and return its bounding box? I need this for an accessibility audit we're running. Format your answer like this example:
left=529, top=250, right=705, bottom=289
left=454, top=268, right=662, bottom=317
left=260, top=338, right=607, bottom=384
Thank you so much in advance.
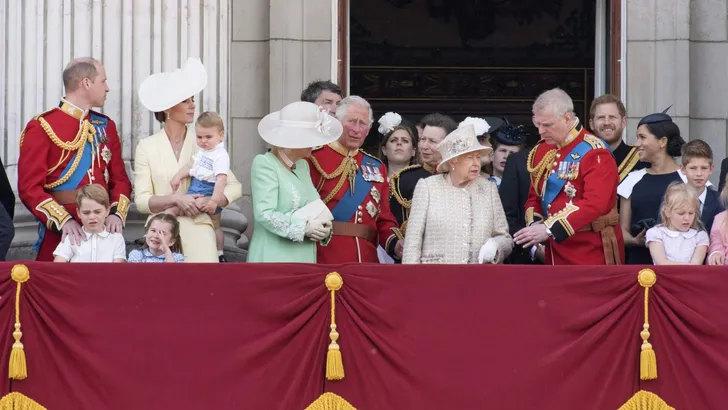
left=160, top=233, right=172, bottom=254
left=708, top=252, right=725, bottom=266
left=170, top=177, right=181, bottom=192
left=201, top=199, right=218, bottom=215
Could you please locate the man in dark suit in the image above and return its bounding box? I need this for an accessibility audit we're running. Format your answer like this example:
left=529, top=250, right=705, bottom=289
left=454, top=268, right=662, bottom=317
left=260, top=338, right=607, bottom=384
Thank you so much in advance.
left=0, top=157, right=15, bottom=260
left=499, top=146, right=541, bottom=264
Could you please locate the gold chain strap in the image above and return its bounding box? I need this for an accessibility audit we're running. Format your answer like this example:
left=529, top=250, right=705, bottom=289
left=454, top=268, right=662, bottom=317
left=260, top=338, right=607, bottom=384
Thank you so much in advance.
left=311, top=155, right=359, bottom=204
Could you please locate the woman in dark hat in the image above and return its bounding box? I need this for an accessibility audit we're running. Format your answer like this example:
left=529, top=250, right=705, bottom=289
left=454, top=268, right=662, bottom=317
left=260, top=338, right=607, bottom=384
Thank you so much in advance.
left=617, top=108, right=686, bottom=264
left=486, top=118, right=527, bottom=189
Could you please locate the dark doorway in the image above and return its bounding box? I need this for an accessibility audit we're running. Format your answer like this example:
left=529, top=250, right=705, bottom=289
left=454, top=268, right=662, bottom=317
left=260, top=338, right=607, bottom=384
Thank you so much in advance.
left=349, top=0, right=596, bottom=148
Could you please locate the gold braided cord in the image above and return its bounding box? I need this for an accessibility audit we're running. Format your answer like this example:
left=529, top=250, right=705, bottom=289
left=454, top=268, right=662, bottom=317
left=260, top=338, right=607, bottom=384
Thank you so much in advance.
left=39, top=117, right=92, bottom=151
left=618, top=390, right=674, bottom=410
left=310, top=155, right=358, bottom=204
left=0, top=392, right=47, bottom=410
left=527, top=148, right=558, bottom=197
left=305, top=393, right=357, bottom=410
left=39, top=120, right=93, bottom=190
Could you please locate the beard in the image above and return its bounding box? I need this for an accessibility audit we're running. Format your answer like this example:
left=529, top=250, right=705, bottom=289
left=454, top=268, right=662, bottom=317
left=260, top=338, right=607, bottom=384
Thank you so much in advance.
left=597, top=126, right=623, bottom=144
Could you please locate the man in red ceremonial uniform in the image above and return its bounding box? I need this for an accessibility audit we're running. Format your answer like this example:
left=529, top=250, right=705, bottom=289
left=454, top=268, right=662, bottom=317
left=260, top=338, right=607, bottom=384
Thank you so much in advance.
left=18, top=57, right=132, bottom=261
left=308, top=95, right=402, bottom=263
left=514, top=88, right=624, bottom=265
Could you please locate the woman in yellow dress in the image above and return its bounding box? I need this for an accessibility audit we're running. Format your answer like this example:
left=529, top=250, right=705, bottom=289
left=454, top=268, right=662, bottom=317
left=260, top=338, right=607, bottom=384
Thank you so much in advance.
left=134, top=58, right=242, bottom=262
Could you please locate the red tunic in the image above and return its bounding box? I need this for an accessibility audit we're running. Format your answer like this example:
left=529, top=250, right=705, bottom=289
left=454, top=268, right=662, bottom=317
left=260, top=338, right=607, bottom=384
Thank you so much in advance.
left=524, top=121, right=624, bottom=265
left=17, top=100, right=132, bottom=261
left=308, top=143, right=399, bottom=263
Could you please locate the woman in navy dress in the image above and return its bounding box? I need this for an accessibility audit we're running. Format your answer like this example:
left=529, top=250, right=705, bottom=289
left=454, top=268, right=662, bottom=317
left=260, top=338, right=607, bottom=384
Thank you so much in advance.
left=618, top=109, right=686, bottom=264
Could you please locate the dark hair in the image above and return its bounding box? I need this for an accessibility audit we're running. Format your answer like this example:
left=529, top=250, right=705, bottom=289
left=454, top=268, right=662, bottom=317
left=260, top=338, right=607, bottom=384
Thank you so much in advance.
left=300, top=80, right=343, bottom=103
left=645, top=121, right=685, bottom=157
left=154, top=112, right=166, bottom=123
left=589, top=94, right=626, bottom=120
left=681, top=139, right=713, bottom=165
left=419, top=113, right=458, bottom=136
left=144, top=213, right=184, bottom=254
left=379, top=121, right=418, bottom=165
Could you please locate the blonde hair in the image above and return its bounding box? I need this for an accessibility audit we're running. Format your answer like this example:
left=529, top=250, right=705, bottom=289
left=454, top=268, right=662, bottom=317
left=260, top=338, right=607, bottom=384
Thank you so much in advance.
left=659, top=182, right=703, bottom=231
left=75, top=184, right=110, bottom=208
left=196, top=111, right=225, bottom=131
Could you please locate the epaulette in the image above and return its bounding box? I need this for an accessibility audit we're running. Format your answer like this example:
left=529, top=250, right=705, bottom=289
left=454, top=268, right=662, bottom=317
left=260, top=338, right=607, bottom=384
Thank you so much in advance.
left=89, top=109, right=110, bottom=119
left=19, top=108, right=56, bottom=148
left=361, top=150, right=382, bottom=164
left=392, top=164, right=423, bottom=181
left=584, top=134, right=607, bottom=150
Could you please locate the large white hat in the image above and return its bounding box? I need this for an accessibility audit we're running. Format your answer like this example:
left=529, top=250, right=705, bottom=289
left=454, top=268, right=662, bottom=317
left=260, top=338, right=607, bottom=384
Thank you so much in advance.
left=257, top=101, right=343, bottom=149
left=138, top=58, right=208, bottom=112
left=436, top=124, right=492, bottom=172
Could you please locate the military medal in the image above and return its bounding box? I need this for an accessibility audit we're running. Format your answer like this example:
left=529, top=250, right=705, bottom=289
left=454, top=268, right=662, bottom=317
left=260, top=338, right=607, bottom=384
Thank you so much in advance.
left=101, top=145, right=112, bottom=164
left=370, top=186, right=381, bottom=203
left=366, top=201, right=378, bottom=218
left=564, top=181, right=577, bottom=204
left=373, top=166, right=383, bottom=182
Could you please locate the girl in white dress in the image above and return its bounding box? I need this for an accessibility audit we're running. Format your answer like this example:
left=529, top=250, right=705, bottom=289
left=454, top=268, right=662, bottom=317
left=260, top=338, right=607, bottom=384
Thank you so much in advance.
left=646, top=182, right=709, bottom=265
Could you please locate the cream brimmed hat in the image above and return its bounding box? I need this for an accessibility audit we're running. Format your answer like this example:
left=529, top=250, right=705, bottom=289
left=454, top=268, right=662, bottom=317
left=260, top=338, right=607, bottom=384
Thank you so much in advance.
left=436, top=124, right=492, bottom=172
left=138, top=58, right=208, bottom=112
left=257, top=101, right=343, bottom=149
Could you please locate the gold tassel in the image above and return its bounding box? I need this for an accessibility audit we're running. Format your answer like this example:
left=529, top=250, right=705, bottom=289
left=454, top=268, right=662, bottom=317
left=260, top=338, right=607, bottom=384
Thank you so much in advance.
left=8, top=265, right=30, bottom=380
left=638, top=269, right=657, bottom=380
left=618, top=390, right=674, bottom=410
left=0, top=392, right=47, bottom=410
left=325, top=272, right=344, bottom=380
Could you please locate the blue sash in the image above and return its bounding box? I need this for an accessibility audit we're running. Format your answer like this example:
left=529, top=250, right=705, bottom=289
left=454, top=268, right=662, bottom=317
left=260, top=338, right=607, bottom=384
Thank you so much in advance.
left=331, top=163, right=375, bottom=223
left=541, top=140, right=593, bottom=216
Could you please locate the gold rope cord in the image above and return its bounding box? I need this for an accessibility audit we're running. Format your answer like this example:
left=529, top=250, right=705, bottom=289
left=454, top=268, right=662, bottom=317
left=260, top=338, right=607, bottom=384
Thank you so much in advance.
left=325, top=272, right=344, bottom=380
left=527, top=147, right=558, bottom=197
left=304, top=393, right=357, bottom=410
left=618, top=390, right=674, bottom=410
left=9, top=265, right=29, bottom=380
left=638, top=269, right=658, bottom=380
left=310, top=155, right=358, bottom=203
left=0, top=392, right=47, bottom=410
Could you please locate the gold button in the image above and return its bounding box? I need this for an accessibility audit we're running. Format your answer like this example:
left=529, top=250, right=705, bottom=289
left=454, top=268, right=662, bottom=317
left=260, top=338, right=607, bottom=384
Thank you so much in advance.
left=553, top=162, right=558, bottom=166
left=357, top=218, right=363, bottom=223
left=548, top=204, right=552, bottom=209
left=357, top=205, right=362, bottom=210
left=556, top=153, right=561, bottom=158
left=357, top=211, right=363, bottom=216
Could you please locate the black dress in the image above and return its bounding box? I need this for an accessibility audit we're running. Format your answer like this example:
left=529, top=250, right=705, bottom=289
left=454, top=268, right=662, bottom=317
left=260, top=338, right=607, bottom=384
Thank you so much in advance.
left=623, top=171, right=682, bottom=264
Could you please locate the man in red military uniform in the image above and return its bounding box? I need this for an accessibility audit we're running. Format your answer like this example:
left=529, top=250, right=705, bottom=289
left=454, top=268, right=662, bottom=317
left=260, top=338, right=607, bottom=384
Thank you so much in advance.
left=18, top=57, right=132, bottom=261
left=308, top=95, right=402, bottom=263
left=514, top=88, right=624, bottom=265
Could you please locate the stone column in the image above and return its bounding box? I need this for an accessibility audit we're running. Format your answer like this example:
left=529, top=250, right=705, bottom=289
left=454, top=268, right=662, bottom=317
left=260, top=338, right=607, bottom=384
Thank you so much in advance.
left=625, top=0, right=691, bottom=143
left=230, top=0, right=334, bottom=250
left=689, top=0, right=728, bottom=184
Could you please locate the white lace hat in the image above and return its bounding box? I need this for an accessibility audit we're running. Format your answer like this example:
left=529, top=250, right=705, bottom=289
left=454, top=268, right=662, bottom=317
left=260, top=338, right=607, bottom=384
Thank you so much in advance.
left=258, top=101, right=343, bottom=149
left=436, top=124, right=492, bottom=172
left=138, top=58, right=208, bottom=112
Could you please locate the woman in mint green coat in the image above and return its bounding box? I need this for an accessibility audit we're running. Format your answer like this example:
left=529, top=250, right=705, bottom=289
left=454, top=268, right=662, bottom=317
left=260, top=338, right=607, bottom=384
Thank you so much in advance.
left=247, top=101, right=343, bottom=262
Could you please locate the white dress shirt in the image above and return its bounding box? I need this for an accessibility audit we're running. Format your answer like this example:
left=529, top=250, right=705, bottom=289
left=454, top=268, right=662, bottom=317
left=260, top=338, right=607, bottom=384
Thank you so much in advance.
left=53, top=228, right=127, bottom=262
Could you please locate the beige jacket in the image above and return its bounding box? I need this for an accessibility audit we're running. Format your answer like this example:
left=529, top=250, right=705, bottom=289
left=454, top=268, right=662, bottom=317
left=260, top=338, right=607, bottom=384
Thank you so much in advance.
left=134, top=127, right=243, bottom=262
left=402, top=174, right=512, bottom=264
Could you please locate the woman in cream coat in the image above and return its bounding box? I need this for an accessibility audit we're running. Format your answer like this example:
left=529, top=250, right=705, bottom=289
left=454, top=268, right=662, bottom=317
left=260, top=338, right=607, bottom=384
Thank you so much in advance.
left=402, top=124, right=512, bottom=264
left=135, top=58, right=242, bottom=262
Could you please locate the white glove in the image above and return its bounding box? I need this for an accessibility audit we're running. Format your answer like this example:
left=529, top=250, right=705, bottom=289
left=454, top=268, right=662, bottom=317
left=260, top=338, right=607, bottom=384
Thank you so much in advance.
left=478, top=238, right=499, bottom=264
left=305, top=220, right=330, bottom=242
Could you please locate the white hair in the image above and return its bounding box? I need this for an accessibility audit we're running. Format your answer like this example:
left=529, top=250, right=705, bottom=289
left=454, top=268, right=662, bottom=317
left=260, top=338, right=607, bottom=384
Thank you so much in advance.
left=336, top=95, right=374, bottom=124
left=532, top=88, right=575, bottom=118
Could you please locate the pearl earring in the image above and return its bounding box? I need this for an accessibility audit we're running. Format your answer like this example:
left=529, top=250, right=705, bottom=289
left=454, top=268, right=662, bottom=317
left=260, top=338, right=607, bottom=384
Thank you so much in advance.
left=166, top=112, right=170, bottom=120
